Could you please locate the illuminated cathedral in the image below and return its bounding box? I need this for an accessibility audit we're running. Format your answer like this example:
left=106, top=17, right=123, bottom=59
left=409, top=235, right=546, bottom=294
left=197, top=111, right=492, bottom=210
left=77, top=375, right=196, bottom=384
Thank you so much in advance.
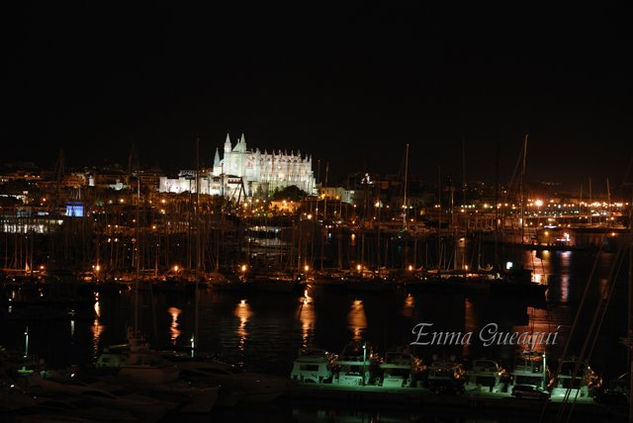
left=159, top=133, right=316, bottom=197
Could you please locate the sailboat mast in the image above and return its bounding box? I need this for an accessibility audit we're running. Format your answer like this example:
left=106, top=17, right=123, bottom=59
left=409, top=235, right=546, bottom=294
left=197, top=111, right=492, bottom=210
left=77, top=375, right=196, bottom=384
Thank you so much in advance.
left=629, top=243, right=633, bottom=423
left=403, top=143, right=409, bottom=229
left=462, top=137, right=467, bottom=205
left=134, top=177, right=140, bottom=332
left=519, top=134, right=528, bottom=244
left=195, top=136, right=201, bottom=279
left=607, top=177, right=612, bottom=227
left=589, top=177, right=593, bottom=225
left=437, top=166, right=441, bottom=269
left=194, top=135, right=201, bottom=356
left=494, top=143, right=500, bottom=268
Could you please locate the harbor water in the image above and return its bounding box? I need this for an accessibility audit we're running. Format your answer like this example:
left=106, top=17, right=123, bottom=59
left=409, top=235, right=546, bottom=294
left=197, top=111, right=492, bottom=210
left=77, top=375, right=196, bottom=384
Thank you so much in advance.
left=1, top=246, right=630, bottom=421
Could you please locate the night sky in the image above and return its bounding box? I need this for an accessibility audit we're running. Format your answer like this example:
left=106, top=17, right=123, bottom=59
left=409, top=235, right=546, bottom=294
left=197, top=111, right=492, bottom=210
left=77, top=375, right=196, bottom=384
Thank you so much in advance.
left=4, top=3, right=632, bottom=191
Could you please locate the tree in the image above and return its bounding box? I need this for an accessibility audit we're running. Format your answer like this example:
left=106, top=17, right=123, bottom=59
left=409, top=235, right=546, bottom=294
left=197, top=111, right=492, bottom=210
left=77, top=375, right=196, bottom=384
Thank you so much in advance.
left=271, top=185, right=307, bottom=201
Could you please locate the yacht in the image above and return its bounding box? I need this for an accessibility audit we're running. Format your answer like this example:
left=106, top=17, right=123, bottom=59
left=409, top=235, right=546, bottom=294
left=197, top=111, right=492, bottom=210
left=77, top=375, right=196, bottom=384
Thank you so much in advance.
left=379, top=349, right=423, bottom=388
left=331, top=341, right=376, bottom=386
left=426, top=355, right=466, bottom=393
left=96, top=328, right=179, bottom=384
left=464, top=359, right=508, bottom=393
left=550, top=359, right=602, bottom=399
left=164, top=354, right=289, bottom=404
left=290, top=348, right=335, bottom=384
left=509, top=352, right=549, bottom=391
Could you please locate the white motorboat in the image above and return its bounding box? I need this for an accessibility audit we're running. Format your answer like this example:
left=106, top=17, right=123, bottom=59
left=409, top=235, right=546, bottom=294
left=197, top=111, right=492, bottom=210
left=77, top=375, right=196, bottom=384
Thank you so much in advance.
left=509, top=352, right=548, bottom=391
left=550, top=359, right=602, bottom=399
left=290, top=348, right=335, bottom=384
left=96, top=328, right=179, bottom=385
left=379, top=350, right=423, bottom=388
left=464, top=359, right=508, bottom=393
left=331, top=341, right=376, bottom=386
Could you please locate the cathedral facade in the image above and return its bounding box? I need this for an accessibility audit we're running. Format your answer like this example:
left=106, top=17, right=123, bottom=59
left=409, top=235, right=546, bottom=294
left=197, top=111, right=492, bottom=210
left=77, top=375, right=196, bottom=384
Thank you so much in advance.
left=159, top=133, right=316, bottom=198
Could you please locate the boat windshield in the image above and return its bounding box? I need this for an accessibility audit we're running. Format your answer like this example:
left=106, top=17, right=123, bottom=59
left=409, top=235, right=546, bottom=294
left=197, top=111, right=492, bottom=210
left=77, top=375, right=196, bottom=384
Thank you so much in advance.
left=385, top=368, right=410, bottom=377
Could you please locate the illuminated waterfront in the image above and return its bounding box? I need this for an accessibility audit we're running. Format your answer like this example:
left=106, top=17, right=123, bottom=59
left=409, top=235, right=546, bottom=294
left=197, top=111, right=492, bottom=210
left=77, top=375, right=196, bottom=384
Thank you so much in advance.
left=2, top=246, right=628, bottom=382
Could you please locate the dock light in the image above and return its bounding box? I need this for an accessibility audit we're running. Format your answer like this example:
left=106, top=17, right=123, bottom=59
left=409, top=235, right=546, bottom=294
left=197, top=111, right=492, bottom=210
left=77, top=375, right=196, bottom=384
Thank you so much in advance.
left=95, top=264, right=101, bottom=272
left=535, top=199, right=543, bottom=207
left=39, top=265, right=45, bottom=270
left=506, top=261, right=513, bottom=270
left=356, top=264, right=362, bottom=272
left=241, top=264, right=247, bottom=272
left=307, top=214, right=312, bottom=220
left=464, top=265, right=469, bottom=271
left=408, top=265, right=413, bottom=272
left=173, top=265, right=179, bottom=272
left=304, top=265, right=310, bottom=272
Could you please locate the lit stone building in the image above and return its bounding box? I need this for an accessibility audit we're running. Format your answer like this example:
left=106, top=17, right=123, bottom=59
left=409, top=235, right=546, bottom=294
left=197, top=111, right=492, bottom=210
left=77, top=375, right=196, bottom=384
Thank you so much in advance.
left=158, top=133, right=316, bottom=198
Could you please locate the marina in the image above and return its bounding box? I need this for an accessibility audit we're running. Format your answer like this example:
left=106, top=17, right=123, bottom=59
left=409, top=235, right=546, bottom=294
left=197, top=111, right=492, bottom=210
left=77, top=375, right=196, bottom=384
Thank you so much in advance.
left=1, top=242, right=632, bottom=421
left=3, top=4, right=633, bottom=421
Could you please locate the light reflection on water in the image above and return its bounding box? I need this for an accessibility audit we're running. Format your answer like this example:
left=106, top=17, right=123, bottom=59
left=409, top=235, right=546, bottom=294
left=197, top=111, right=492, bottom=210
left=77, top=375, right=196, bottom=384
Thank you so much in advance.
left=168, top=306, right=182, bottom=345
left=234, top=299, right=252, bottom=354
left=463, top=298, right=476, bottom=357
left=560, top=274, right=569, bottom=303
left=2, top=247, right=628, bottom=386
left=91, top=292, right=105, bottom=360
left=512, top=306, right=556, bottom=355
left=402, top=293, right=414, bottom=318
left=298, top=301, right=315, bottom=349
left=348, top=299, right=367, bottom=341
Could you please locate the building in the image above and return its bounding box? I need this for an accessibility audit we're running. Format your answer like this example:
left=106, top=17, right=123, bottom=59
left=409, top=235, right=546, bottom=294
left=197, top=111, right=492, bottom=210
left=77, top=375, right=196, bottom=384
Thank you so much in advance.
left=318, top=186, right=355, bottom=204
left=159, top=133, right=316, bottom=198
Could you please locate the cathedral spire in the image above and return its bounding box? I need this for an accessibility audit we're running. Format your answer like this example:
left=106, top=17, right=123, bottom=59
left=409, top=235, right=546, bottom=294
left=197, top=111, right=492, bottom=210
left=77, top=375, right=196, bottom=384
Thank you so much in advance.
left=214, top=147, right=220, bottom=167
left=224, top=133, right=232, bottom=153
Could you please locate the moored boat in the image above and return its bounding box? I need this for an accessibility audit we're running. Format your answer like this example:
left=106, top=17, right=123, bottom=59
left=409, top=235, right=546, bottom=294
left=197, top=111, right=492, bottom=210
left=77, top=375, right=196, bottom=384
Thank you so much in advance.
left=331, top=341, right=377, bottom=386
left=378, top=349, right=424, bottom=388
left=426, top=355, right=466, bottom=393
left=290, top=347, right=335, bottom=384
left=550, top=359, right=602, bottom=399
left=163, top=353, right=289, bottom=404
left=464, top=359, right=508, bottom=393
left=95, top=328, right=180, bottom=384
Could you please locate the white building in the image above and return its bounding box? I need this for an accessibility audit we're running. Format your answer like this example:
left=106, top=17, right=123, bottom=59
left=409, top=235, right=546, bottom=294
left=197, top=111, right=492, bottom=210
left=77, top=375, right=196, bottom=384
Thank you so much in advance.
left=159, top=133, right=316, bottom=198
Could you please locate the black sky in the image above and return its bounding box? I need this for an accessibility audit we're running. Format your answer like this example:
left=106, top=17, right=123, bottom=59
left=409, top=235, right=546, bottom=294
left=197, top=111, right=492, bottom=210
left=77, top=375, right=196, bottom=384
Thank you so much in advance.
left=3, top=3, right=632, bottom=191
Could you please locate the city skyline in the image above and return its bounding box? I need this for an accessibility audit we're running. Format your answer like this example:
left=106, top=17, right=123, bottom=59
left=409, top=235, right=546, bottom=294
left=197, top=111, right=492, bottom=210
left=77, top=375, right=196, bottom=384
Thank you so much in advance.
left=4, top=4, right=632, bottom=190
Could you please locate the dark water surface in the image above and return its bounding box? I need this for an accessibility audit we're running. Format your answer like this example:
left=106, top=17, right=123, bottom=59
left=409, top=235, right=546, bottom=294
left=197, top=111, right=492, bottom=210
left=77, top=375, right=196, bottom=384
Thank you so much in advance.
left=2, top=247, right=630, bottom=422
